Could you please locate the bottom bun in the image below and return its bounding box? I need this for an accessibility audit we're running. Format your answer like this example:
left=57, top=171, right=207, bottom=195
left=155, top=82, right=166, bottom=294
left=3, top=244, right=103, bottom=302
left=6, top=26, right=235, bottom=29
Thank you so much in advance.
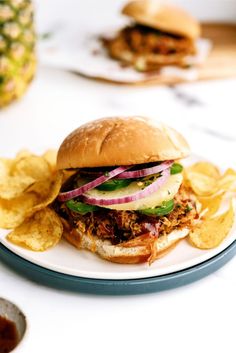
left=63, top=227, right=189, bottom=264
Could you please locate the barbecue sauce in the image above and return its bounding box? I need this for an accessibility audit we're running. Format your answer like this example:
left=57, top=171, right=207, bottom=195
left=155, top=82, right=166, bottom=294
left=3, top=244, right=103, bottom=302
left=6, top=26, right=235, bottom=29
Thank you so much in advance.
left=0, top=316, right=18, bottom=353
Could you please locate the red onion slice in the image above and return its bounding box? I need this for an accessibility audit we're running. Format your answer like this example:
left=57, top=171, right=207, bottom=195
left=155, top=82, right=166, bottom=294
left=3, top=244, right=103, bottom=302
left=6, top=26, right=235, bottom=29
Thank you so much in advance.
left=58, top=166, right=131, bottom=202
left=82, top=168, right=170, bottom=206
left=80, top=161, right=173, bottom=179
left=116, top=160, right=173, bottom=179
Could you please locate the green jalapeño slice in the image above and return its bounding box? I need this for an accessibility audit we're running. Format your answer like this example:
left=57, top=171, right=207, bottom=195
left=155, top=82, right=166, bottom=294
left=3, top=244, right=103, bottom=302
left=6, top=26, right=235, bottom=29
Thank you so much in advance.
left=139, top=199, right=174, bottom=216
left=66, top=200, right=99, bottom=215
left=170, top=163, right=183, bottom=175
left=96, top=178, right=132, bottom=191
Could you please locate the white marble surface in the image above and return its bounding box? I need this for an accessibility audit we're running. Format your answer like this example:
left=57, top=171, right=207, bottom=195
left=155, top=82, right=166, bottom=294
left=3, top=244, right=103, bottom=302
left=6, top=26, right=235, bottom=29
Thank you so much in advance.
left=0, top=1, right=236, bottom=352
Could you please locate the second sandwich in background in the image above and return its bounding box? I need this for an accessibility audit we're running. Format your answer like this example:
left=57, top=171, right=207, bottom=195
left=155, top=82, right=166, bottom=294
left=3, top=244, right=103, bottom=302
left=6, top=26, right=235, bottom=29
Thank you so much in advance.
left=102, top=0, right=202, bottom=72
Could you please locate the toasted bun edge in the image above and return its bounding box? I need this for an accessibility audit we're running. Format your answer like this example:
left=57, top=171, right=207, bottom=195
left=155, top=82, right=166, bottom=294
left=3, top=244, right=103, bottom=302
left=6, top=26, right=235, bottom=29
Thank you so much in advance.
left=63, top=227, right=189, bottom=264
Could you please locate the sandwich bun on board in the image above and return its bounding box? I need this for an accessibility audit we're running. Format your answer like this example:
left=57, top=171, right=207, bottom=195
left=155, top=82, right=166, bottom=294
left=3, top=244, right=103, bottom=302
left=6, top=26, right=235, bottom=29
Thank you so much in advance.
left=122, top=0, right=201, bottom=40
left=56, top=116, right=199, bottom=264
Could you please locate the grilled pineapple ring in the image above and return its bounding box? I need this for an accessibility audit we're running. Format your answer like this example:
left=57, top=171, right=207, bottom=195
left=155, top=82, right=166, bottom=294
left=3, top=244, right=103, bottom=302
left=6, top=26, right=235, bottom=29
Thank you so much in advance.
left=85, top=174, right=183, bottom=210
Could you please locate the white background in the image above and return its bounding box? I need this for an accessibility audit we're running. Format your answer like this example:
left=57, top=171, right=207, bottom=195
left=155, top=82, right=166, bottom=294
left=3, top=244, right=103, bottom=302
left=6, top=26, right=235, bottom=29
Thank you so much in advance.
left=0, top=1, right=236, bottom=352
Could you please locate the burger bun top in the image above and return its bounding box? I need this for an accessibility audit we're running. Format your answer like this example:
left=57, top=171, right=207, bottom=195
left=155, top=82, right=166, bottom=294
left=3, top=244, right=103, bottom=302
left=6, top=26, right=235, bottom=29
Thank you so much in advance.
left=57, top=116, right=190, bottom=169
left=122, top=0, right=201, bottom=40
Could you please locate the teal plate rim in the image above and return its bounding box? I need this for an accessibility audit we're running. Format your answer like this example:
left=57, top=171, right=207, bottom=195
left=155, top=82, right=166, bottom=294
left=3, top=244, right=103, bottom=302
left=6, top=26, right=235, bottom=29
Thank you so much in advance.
left=0, top=241, right=235, bottom=295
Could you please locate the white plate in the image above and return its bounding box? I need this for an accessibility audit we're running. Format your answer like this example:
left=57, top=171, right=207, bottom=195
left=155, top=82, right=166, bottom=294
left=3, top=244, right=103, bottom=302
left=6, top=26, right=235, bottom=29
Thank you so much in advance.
left=0, top=230, right=235, bottom=280
left=0, top=156, right=235, bottom=280
left=39, top=28, right=211, bottom=83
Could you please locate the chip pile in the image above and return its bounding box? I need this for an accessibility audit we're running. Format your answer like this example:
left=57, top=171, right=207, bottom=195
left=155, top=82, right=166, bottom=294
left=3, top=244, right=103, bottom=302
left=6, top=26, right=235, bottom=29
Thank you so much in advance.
left=0, top=155, right=235, bottom=253
left=183, top=162, right=236, bottom=249
left=0, top=150, right=64, bottom=251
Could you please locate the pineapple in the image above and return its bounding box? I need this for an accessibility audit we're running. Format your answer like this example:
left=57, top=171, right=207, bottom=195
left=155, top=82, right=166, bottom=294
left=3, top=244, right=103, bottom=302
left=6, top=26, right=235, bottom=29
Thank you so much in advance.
left=0, top=0, right=36, bottom=108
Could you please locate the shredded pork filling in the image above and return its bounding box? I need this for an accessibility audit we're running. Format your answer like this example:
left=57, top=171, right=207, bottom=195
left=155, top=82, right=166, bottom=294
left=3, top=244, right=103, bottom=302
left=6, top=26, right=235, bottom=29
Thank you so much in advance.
left=102, top=24, right=196, bottom=70
left=57, top=186, right=199, bottom=245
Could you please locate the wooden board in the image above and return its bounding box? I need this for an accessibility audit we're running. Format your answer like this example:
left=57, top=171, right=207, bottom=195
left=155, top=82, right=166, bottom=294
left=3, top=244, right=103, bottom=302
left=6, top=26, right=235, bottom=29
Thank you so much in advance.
left=198, top=23, right=236, bottom=81
left=78, top=23, right=236, bottom=85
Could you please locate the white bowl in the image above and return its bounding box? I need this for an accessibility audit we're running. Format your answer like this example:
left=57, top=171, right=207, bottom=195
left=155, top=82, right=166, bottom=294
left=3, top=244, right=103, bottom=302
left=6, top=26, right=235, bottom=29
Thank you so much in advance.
left=0, top=298, right=27, bottom=352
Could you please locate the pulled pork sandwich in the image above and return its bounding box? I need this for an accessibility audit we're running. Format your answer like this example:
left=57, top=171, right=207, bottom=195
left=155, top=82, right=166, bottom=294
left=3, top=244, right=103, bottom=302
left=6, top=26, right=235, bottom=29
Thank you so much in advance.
left=56, top=116, right=199, bottom=264
left=102, top=0, right=201, bottom=72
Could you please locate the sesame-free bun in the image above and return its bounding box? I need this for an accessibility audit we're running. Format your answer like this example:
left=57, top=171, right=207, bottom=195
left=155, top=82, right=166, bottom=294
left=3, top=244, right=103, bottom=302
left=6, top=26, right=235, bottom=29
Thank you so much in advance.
left=57, top=116, right=190, bottom=169
left=63, top=226, right=189, bottom=264
left=122, top=0, right=201, bottom=40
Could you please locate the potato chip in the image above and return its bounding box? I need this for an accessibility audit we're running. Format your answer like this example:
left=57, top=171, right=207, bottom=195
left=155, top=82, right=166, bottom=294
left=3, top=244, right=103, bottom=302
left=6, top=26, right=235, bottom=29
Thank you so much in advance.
left=184, top=171, right=218, bottom=196
left=188, top=201, right=234, bottom=249
left=42, top=150, right=57, bottom=172
left=0, top=193, right=39, bottom=229
left=198, top=193, right=224, bottom=217
left=0, top=152, right=54, bottom=201
left=27, top=178, right=52, bottom=199
left=0, top=158, right=12, bottom=180
left=217, top=168, right=236, bottom=192
left=186, top=162, right=220, bottom=180
left=185, top=163, right=236, bottom=198
left=15, top=150, right=33, bottom=160
left=26, top=171, right=63, bottom=216
left=10, top=155, right=51, bottom=180
left=7, top=208, right=63, bottom=251
left=0, top=175, right=35, bottom=200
